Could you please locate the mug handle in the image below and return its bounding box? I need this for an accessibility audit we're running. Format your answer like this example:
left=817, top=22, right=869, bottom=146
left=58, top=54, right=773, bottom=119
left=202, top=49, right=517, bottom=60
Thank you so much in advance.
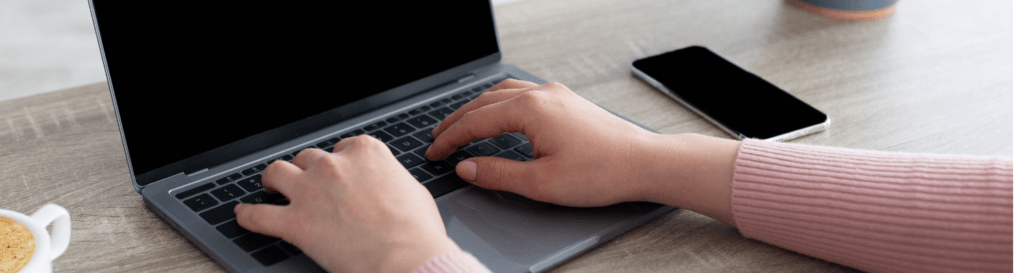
left=30, top=203, right=71, bottom=261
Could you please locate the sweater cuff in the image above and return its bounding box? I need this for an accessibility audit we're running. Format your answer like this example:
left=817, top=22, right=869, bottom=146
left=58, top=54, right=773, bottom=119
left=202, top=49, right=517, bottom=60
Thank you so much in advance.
left=411, top=251, right=491, bottom=273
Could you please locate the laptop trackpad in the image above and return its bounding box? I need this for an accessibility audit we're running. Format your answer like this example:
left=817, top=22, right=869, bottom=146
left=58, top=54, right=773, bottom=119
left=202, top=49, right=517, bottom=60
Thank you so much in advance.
left=437, top=186, right=646, bottom=271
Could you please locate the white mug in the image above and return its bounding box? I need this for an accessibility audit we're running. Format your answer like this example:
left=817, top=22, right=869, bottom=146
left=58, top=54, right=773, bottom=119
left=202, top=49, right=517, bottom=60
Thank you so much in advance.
left=0, top=204, right=70, bottom=273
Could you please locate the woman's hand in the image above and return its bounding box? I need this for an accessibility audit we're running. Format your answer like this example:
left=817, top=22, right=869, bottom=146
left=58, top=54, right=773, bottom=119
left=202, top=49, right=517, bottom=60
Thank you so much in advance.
left=234, top=135, right=460, bottom=273
left=428, top=79, right=740, bottom=224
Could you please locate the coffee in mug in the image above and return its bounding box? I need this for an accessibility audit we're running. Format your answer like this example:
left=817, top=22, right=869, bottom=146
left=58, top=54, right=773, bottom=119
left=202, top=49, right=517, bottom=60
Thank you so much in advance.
left=0, top=216, right=35, bottom=272
left=0, top=204, right=70, bottom=273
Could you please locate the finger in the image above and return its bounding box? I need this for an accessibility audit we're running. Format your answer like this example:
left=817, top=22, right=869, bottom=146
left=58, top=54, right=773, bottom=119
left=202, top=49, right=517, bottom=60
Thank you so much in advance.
left=485, top=78, right=539, bottom=92
left=432, top=87, right=533, bottom=138
left=235, top=203, right=293, bottom=240
left=425, top=92, right=539, bottom=160
left=261, top=160, right=304, bottom=196
left=292, top=148, right=330, bottom=170
left=331, top=135, right=358, bottom=153
left=456, top=157, right=537, bottom=195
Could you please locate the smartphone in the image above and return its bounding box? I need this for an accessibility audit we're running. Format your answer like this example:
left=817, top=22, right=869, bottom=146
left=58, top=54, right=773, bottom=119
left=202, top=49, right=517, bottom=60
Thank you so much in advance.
left=632, top=46, right=830, bottom=141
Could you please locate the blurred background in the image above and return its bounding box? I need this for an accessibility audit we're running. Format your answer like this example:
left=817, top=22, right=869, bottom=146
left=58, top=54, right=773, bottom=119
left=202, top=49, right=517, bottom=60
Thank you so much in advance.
left=0, top=0, right=523, bottom=102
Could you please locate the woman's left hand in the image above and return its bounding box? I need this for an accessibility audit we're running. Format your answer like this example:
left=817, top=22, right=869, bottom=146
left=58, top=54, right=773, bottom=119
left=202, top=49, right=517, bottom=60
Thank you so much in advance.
left=234, top=135, right=460, bottom=273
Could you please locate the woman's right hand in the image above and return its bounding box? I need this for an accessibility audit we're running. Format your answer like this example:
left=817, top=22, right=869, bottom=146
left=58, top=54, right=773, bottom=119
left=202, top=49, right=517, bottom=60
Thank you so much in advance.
left=426, top=79, right=740, bottom=224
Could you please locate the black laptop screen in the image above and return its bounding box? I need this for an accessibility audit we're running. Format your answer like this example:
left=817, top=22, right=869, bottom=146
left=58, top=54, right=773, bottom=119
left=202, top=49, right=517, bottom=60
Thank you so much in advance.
left=92, top=1, right=500, bottom=178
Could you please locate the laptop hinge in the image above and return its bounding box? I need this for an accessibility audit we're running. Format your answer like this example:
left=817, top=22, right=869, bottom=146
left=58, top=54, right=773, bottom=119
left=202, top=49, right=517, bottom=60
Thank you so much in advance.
left=456, top=73, right=476, bottom=83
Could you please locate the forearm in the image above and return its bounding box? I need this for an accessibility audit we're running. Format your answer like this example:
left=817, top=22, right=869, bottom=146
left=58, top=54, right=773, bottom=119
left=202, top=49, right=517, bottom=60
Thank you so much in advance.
left=634, top=133, right=740, bottom=226
left=730, top=139, right=1012, bottom=272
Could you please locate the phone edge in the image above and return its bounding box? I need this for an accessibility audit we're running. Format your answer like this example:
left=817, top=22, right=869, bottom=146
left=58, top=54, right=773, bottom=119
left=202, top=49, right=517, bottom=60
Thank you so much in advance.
left=630, top=66, right=830, bottom=141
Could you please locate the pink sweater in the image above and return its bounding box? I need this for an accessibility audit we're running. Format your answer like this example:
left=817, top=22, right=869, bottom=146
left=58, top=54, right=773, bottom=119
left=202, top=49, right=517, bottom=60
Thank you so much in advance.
left=413, top=139, right=1013, bottom=273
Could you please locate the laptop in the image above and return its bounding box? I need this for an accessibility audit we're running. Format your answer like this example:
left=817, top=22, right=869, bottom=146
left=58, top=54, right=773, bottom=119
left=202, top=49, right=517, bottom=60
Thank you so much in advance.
left=89, top=1, right=672, bottom=272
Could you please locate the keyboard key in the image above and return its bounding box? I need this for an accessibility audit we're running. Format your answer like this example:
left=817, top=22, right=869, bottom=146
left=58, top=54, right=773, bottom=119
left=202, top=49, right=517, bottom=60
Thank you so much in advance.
left=279, top=241, right=302, bottom=255
left=440, top=98, right=452, bottom=104
left=460, top=91, right=472, bottom=97
left=407, top=115, right=439, bottom=128
left=216, top=173, right=243, bottom=185
left=423, top=173, right=468, bottom=198
left=216, top=219, right=250, bottom=238
left=252, top=245, right=289, bottom=266
left=495, top=150, right=527, bottom=161
left=238, top=175, right=263, bottom=192
left=408, top=168, right=431, bottom=182
left=339, top=129, right=365, bottom=138
left=317, top=137, right=341, bottom=148
left=429, top=101, right=443, bottom=108
left=472, top=86, right=485, bottom=92
left=451, top=94, right=463, bottom=100
left=514, top=143, right=533, bottom=158
left=240, top=191, right=280, bottom=204
left=489, top=133, right=522, bottom=149
left=385, top=113, right=410, bottom=123
left=183, top=194, right=218, bottom=212
left=322, top=146, right=334, bottom=152
left=367, top=130, right=394, bottom=143
left=390, top=136, right=424, bottom=152
left=467, top=142, right=499, bottom=156
left=413, top=129, right=433, bottom=143
left=445, top=151, right=474, bottom=165
left=234, top=232, right=280, bottom=252
left=423, top=161, right=455, bottom=176
left=266, top=155, right=294, bottom=165
left=413, top=146, right=430, bottom=158
left=428, top=107, right=455, bottom=120
left=200, top=201, right=239, bottom=225
left=396, top=154, right=425, bottom=169
left=450, top=99, right=470, bottom=109
left=492, top=79, right=505, bottom=85
left=385, top=116, right=400, bottom=123
left=242, top=167, right=259, bottom=176
left=211, top=184, right=246, bottom=201
left=384, top=122, right=416, bottom=137
left=241, top=164, right=267, bottom=176
left=409, top=105, right=431, bottom=115
left=176, top=182, right=215, bottom=199
left=363, top=121, right=388, bottom=131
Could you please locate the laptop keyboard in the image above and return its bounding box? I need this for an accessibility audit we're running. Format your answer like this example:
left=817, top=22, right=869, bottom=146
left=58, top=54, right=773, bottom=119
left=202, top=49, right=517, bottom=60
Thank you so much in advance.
left=173, top=77, right=534, bottom=267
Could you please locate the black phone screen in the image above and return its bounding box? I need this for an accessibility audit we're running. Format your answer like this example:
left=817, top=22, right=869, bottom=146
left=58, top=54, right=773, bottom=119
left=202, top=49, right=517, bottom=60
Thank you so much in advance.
left=632, top=46, right=828, bottom=139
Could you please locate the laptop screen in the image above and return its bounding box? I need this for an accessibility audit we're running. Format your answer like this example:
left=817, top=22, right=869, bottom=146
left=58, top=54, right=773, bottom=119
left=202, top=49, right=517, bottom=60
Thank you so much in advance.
left=92, top=1, right=500, bottom=181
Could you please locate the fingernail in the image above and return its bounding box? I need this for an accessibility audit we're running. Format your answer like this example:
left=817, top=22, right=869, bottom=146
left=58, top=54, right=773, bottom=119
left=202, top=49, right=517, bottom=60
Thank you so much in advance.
left=459, top=161, right=478, bottom=181
left=425, top=144, right=435, bottom=158
left=234, top=204, right=242, bottom=214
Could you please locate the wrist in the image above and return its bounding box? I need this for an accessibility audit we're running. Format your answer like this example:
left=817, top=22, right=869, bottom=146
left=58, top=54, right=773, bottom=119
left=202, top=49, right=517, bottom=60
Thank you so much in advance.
left=633, top=133, right=740, bottom=226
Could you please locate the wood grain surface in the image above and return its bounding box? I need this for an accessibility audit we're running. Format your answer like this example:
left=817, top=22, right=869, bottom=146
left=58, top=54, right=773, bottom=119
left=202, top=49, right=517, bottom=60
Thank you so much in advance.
left=0, top=0, right=1010, bottom=272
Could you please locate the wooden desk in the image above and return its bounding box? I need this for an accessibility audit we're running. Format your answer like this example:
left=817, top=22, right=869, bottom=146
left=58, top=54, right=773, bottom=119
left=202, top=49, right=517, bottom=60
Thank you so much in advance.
left=0, top=0, right=1010, bottom=271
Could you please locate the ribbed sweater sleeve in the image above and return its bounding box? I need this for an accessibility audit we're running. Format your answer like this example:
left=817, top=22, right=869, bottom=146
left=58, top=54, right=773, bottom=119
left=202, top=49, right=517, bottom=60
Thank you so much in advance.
left=410, top=251, right=492, bottom=273
left=730, top=139, right=1012, bottom=272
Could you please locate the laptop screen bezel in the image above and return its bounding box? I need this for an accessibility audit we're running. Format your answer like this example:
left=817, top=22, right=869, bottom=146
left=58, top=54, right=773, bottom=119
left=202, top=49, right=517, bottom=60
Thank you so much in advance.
left=89, top=0, right=503, bottom=190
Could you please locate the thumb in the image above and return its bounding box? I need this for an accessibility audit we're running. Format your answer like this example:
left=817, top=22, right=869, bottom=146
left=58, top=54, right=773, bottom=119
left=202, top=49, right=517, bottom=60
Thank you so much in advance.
left=456, top=157, right=537, bottom=195
left=235, top=203, right=291, bottom=239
